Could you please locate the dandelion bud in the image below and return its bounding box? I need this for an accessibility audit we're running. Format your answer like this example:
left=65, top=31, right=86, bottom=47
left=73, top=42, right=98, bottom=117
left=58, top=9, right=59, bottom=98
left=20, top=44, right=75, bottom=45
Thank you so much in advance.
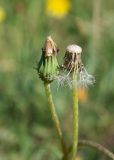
left=59, top=44, right=95, bottom=88
left=37, top=36, right=59, bottom=83
left=43, top=36, right=58, bottom=57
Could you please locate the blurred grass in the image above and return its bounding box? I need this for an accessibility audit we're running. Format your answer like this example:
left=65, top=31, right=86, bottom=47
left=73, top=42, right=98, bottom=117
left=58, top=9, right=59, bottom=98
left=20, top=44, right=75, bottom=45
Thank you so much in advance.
left=0, top=0, right=114, bottom=159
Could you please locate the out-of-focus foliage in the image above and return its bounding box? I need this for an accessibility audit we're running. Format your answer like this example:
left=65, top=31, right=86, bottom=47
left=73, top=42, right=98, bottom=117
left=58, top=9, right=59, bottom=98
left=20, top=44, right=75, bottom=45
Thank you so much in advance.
left=0, top=0, right=114, bottom=159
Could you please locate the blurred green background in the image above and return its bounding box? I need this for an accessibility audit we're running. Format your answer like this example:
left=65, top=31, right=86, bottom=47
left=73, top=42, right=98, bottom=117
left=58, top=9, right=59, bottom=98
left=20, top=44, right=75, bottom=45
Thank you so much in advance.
left=0, top=0, right=114, bottom=159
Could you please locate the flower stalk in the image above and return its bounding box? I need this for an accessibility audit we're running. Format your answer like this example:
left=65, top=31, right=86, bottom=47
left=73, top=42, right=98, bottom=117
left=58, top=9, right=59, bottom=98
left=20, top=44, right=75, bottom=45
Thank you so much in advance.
left=72, top=72, right=78, bottom=160
left=44, top=82, right=68, bottom=160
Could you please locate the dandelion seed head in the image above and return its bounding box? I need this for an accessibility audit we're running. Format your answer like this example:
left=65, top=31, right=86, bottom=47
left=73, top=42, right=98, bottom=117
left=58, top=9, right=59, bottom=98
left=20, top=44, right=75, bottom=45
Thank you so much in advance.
left=66, top=44, right=82, bottom=54
left=56, top=73, right=73, bottom=89
left=59, top=44, right=95, bottom=89
left=78, top=67, right=95, bottom=87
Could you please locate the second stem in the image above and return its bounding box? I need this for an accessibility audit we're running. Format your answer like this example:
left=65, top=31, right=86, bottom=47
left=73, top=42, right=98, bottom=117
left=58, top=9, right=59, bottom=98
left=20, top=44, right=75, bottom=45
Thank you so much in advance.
left=72, top=73, right=79, bottom=160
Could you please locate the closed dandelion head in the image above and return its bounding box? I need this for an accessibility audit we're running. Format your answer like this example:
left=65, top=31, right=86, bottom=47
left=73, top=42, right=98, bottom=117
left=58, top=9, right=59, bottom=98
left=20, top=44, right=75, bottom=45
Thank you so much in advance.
left=37, top=36, right=59, bottom=83
left=59, top=44, right=95, bottom=88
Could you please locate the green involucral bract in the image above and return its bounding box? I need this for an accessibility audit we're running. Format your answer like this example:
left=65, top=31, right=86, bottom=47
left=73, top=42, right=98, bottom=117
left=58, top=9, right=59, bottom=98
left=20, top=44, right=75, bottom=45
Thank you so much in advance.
left=37, top=53, right=59, bottom=83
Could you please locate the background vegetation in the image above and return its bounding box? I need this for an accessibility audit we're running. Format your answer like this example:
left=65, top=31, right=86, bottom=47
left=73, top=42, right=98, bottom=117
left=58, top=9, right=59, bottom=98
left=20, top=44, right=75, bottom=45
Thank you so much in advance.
left=0, top=0, right=114, bottom=159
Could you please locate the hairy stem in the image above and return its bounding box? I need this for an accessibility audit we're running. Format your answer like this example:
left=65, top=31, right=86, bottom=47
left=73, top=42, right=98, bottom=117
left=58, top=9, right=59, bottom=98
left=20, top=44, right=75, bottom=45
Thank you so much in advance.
left=78, top=140, right=114, bottom=160
left=44, top=82, right=68, bottom=160
left=72, top=73, right=78, bottom=160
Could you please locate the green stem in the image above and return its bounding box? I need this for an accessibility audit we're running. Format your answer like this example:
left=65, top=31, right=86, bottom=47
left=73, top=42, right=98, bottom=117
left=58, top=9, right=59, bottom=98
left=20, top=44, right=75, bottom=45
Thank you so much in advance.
left=44, top=82, right=68, bottom=160
left=78, top=140, right=114, bottom=160
left=72, top=73, right=78, bottom=160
